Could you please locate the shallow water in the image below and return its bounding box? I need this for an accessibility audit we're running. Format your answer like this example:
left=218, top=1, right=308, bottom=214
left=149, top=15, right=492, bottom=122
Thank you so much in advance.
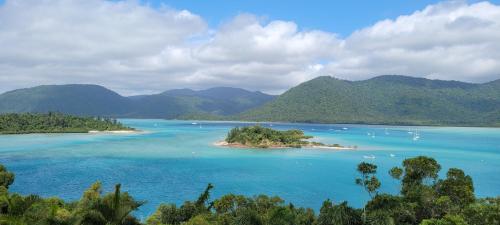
left=1, top=119, right=499, bottom=219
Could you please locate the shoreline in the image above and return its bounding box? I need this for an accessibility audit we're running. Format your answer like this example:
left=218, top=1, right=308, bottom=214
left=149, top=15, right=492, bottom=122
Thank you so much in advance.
left=88, top=130, right=142, bottom=134
left=0, top=129, right=141, bottom=135
left=165, top=119, right=500, bottom=129
left=213, top=141, right=355, bottom=150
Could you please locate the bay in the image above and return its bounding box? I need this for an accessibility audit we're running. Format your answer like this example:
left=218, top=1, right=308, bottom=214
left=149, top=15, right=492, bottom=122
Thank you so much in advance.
left=1, top=119, right=499, bottom=219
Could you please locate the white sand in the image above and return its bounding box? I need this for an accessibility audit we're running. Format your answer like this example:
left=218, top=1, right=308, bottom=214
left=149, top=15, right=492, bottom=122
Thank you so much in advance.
left=213, top=140, right=355, bottom=150
left=88, top=130, right=141, bottom=134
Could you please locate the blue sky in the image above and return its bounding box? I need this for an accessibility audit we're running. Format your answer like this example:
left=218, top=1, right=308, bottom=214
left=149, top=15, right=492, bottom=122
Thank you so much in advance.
left=142, top=0, right=497, bottom=36
left=0, top=0, right=498, bottom=36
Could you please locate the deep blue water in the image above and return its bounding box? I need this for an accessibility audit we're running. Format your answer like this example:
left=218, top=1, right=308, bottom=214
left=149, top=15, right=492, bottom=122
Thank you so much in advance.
left=0, top=119, right=499, bottom=219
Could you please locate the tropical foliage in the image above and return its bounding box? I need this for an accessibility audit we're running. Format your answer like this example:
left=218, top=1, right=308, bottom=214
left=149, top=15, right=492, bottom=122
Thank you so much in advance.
left=238, top=75, right=500, bottom=127
left=1, top=156, right=499, bottom=225
left=225, top=126, right=314, bottom=148
left=0, top=113, right=132, bottom=134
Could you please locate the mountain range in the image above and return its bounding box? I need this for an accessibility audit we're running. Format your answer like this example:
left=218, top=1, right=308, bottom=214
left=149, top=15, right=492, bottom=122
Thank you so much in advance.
left=0, top=85, right=275, bottom=119
left=238, top=75, right=500, bottom=126
left=1, top=75, right=499, bottom=126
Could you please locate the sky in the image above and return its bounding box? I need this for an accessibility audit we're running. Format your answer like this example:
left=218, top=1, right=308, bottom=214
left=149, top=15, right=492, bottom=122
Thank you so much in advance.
left=0, top=0, right=500, bottom=95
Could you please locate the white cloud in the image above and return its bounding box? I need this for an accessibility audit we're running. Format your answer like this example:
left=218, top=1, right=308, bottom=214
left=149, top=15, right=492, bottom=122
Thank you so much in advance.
left=325, top=1, right=500, bottom=82
left=0, top=0, right=499, bottom=95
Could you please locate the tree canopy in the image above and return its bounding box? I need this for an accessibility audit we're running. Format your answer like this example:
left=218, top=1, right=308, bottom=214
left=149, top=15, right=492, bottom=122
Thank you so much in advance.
left=0, top=113, right=133, bottom=134
left=1, top=156, right=499, bottom=225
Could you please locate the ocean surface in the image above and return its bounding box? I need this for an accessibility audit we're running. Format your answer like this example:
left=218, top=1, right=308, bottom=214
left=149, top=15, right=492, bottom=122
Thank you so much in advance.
left=1, top=119, right=499, bottom=219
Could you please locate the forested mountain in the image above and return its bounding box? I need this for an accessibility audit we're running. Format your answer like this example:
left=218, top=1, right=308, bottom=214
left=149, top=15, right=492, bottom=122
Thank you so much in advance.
left=0, top=84, right=131, bottom=116
left=161, top=87, right=275, bottom=116
left=1, top=76, right=498, bottom=126
left=0, top=85, right=275, bottom=118
left=237, top=75, right=500, bottom=126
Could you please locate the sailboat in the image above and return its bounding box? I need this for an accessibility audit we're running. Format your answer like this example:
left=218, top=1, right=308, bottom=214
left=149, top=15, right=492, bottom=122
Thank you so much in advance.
left=413, top=129, right=420, bottom=141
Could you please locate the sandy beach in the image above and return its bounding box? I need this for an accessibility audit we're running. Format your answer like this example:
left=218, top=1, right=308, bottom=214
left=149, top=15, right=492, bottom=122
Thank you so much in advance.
left=88, top=130, right=142, bottom=134
left=214, top=140, right=355, bottom=150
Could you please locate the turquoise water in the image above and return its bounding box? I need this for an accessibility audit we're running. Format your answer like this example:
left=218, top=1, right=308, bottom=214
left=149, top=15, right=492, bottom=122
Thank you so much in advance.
left=1, top=119, right=499, bottom=219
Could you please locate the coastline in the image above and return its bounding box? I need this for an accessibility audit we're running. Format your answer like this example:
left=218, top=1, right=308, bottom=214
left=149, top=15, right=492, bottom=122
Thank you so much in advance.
left=88, top=130, right=142, bottom=134
left=0, top=129, right=140, bottom=135
left=213, top=141, right=355, bottom=150
left=177, top=119, right=500, bottom=128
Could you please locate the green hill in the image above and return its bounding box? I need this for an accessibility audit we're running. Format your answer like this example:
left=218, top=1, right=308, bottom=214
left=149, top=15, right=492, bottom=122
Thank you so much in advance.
left=1, top=76, right=498, bottom=126
left=162, top=87, right=275, bottom=116
left=0, top=85, right=275, bottom=119
left=237, top=75, right=500, bottom=126
left=0, top=84, right=131, bottom=116
left=0, top=113, right=133, bottom=134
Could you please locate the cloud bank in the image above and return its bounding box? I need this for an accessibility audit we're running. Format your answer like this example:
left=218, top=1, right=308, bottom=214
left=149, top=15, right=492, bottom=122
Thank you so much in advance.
left=0, top=0, right=499, bottom=95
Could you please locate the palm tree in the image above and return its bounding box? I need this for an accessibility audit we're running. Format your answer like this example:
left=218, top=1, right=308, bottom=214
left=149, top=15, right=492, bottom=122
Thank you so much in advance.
left=76, top=183, right=143, bottom=225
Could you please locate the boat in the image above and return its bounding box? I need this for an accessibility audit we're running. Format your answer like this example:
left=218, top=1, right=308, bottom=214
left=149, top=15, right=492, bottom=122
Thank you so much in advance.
left=363, top=155, right=376, bottom=159
left=191, top=122, right=198, bottom=125
left=413, top=130, right=420, bottom=141
left=390, top=154, right=396, bottom=157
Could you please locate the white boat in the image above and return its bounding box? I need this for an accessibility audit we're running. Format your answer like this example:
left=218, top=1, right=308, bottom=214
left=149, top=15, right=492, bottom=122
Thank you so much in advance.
left=363, top=155, right=376, bottom=159
left=342, top=127, right=348, bottom=130
left=191, top=122, right=198, bottom=125
left=413, top=130, right=420, bottom=141
left=390, top=154, right=396, bottom=157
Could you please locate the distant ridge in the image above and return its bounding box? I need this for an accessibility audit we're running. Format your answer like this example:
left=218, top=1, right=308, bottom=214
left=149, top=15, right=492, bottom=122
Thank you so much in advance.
left=237, top=75, right=500, bottom=126
left=0, top=84, right=131, bottom=116
left=1, top=75, right=499, bottom=126
left=0, top=85, right=275, bottom=119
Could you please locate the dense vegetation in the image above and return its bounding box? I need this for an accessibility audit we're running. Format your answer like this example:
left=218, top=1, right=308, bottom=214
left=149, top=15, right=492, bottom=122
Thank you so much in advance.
left=1, top=76, right=499, bottom=126
left=0, top=113, right=132, bottom=134
left=0, top=85, right=275, bottom=118
left=2, top=156, right=498, bottom=225
left=225, top=126, right=319, bottom=148
left=238, top=75, right=500, bottom=127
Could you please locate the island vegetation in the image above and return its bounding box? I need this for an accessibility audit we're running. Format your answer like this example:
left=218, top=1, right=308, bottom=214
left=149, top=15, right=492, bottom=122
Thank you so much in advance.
left=237, top=76, right=500, bottom=127
left=220, top=125, right=347, bottom=149
left=0, top=156, right=498, bottom=225
left=1, top=76, right=499, bottom=127
left=0, top=113, right=133, bottom=134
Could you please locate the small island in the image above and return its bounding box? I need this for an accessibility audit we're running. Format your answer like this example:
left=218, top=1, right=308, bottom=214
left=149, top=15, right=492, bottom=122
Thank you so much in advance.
left=216, top=125, right=353, bottom=149
left=0, top=113, right=135, bottom=134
